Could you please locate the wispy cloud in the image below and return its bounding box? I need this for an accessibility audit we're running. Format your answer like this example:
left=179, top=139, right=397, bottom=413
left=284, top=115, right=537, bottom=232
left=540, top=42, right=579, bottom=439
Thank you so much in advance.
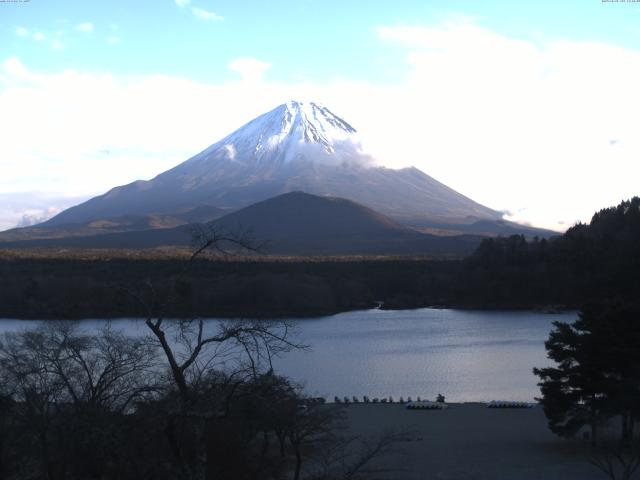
left=50, top=29, right=66, bottom=50
left=175, top=1, right=223, bottom=22
left=74, top=22, right=94, bottom=33
left=2, top=56, right=29, bottom=78
left=191, top=7, right=223, bottom=21
left=107, top=36, right=121, bottom=45
left=16, top=28, right=47, bottom=42
left=228, top=57, right=271, bottom=83
left=0, top=192, right=89, bottom=231
left=52, top=37, right=64, bottom=51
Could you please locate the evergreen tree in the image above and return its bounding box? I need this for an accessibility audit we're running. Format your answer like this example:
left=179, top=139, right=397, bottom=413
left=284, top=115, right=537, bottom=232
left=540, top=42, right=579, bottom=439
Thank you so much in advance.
left=534, top=302, right=640, bottom=445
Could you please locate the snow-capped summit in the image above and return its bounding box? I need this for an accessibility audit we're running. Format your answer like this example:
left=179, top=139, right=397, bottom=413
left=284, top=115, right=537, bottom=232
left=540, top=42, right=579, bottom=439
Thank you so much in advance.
left=189, top=101, right=364, bottom=168
left=278, top=100, right=357, bottom=147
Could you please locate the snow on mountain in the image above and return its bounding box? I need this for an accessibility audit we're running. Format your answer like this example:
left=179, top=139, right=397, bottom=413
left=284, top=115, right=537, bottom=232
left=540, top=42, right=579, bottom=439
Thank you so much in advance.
left=41, top=101, right=501, bottom=228
left=184, top=100, right=374, bottom=169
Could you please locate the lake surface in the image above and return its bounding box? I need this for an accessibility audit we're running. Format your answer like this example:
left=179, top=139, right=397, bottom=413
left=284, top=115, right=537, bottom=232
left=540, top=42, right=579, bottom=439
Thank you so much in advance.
left=273, top=308, right=575, bottom=402
left=0, top=308, right=576, bottom=402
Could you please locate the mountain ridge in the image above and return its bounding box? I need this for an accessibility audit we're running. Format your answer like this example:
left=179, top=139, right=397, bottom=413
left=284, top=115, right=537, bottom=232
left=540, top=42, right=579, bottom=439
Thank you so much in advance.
left=40, top=101, right=502, bottom=229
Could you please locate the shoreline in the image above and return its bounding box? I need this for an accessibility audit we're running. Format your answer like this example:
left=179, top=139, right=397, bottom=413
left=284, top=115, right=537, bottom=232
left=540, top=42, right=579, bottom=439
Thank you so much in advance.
left=0, top=304, right=578, bottom=321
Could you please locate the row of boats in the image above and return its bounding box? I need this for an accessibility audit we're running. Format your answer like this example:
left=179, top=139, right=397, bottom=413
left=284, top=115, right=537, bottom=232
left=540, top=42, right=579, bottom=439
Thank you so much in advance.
left=332, top=396, right=535, bottom=409
left=407, top=400, right=535, bottom=410
left=333, top=395, right=436, bottom=404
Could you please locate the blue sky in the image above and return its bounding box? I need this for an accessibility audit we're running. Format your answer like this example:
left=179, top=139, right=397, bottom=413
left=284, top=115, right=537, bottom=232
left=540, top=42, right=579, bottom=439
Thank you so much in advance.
left=5, top=0, right=640, bottom=82
left=2, top=0, right=640, bottom=230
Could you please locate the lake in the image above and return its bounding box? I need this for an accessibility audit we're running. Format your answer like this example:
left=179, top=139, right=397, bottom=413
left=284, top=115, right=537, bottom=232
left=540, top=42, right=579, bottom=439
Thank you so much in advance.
left=0, top=308, right=575, bottom=402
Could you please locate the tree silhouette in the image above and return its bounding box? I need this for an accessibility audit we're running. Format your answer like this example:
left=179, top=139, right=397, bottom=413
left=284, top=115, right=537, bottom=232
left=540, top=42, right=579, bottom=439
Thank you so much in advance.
left=534, top=302, right=640, bottom=446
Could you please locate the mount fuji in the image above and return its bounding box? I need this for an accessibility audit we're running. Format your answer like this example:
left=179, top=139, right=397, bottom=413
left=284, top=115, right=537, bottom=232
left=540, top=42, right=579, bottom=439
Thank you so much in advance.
left=42, top=101, right=500, bottom=228
left=2, top=101, right=551, bottom=248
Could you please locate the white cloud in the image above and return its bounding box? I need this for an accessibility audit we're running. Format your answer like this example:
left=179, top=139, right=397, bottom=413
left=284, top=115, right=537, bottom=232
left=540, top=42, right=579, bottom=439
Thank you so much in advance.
left=74, top=22, right=94, bottom=33
left=2, top=22, right=640, bottom=231
left=15, top=28, right=47, bottom=43
left=0, top=193, right=89, bottom=231
left=175, top=0, right=191, bottom=6
left=222, top=144, right=236, bottom=160
left=107, top=36, right=121, bottom=45
left=228, top=57, right=271, bottom=83
left=50, top=29, right=66, bottom=50
left=370, top=22, right=640, bottom=230
left=16, top=209, right=58, bottom=227
left=191, top=7, right=223, bottom=21
left=2, top=57, right=29, bottom=78
left=51, top=38, right=64, bottom=50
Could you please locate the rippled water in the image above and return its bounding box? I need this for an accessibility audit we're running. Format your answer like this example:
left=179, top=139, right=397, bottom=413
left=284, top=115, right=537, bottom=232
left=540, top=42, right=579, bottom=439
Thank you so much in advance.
left=272, top=308, right=576, bottom=402
left=0, top=308, right=576, bottom=402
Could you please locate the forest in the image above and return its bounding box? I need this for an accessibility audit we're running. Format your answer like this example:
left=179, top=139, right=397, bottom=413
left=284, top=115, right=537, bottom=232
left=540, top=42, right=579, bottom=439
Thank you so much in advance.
left=0, top=197, right=638, bottom=319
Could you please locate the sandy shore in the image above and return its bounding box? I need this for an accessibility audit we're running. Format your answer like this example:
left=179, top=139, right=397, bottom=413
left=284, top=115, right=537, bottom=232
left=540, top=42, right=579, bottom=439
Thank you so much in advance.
left=341, top=403, right=603, bottom=480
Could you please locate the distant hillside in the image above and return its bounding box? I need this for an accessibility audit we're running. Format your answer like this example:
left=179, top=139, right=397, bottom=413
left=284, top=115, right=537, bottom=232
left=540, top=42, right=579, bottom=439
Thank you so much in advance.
left=412, top=218, right=557, bottom=238
left=0, top=192, right=483, bottom=256
left=0, top=205, right=225, bottom=242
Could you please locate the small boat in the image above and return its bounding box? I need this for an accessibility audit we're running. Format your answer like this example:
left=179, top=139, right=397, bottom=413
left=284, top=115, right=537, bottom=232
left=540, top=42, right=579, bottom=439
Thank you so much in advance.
left=487, top=400, right=534, bottom=409
left=406, top=401, right=447, bottom=410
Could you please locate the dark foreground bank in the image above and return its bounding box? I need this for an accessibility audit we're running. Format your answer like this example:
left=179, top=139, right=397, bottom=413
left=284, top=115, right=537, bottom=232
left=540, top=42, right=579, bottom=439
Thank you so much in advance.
left=343, top=403, right=602, bottom=479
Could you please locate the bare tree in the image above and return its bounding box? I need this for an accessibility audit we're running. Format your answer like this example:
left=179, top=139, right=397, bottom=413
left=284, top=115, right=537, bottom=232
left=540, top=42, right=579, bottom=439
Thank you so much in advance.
left=307, top=428, right=405, bottom=480
left=287, top=403, right=340, bottom=480
left=0, top=322, right=160, bottom=480
left=121, top=225, right=302, bottom=407
left=146, top=316, right=300, bottom=406
left=116, top=225, right=305, bottom=480
left=33, top=322, right=159, bottom=412
left=589, top=439, right=640, bottom=480
left=0, top=327, right=68, bottom=480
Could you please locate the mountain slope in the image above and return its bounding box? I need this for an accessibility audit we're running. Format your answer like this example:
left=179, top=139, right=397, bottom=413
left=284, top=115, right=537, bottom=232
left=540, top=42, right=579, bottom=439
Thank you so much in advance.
left=41, top=101, right=501, bottom=229
left=4, top=192, right=483, bottom=255
left=0, top=205, right=225, bottom=242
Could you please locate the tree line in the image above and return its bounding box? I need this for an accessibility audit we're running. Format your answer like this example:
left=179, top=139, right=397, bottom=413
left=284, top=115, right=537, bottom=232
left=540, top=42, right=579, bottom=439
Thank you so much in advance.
left=0, top=254, right=461, bottom=319
left=461, top=197, right=640, bottom=308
